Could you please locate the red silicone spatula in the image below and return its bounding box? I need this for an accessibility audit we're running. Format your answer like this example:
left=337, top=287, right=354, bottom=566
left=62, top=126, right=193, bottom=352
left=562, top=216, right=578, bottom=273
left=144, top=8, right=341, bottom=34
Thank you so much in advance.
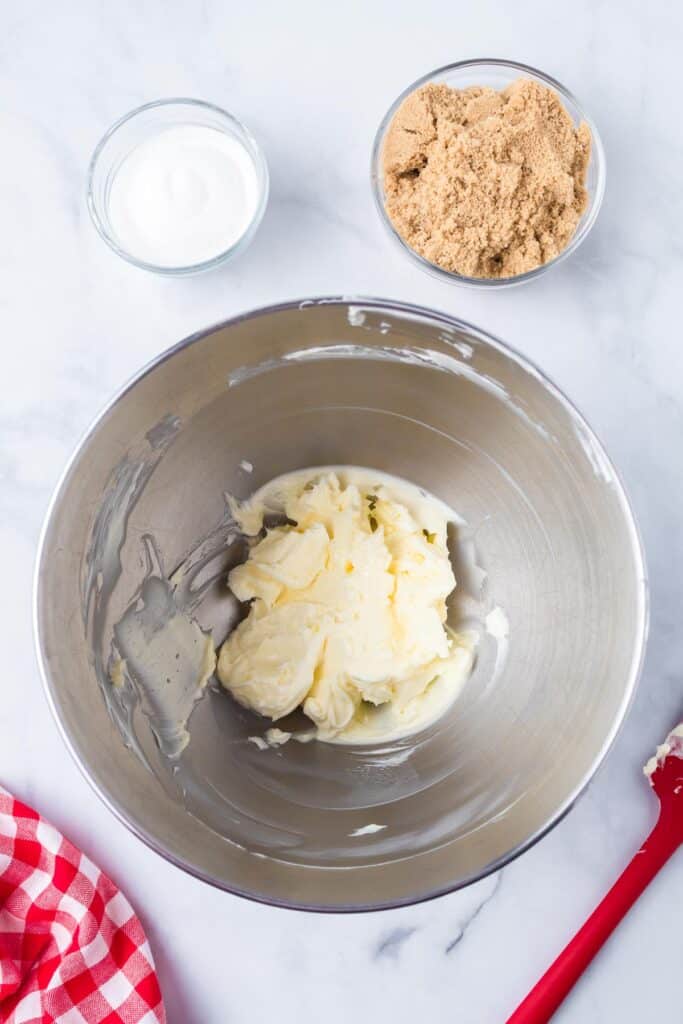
left=507, top=719, right=683, bottom=1024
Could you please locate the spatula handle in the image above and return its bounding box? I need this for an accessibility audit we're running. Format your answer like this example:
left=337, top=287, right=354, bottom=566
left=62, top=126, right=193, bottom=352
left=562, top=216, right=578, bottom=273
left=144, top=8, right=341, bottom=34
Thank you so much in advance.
left=506, top=816, right=680, bottom=1023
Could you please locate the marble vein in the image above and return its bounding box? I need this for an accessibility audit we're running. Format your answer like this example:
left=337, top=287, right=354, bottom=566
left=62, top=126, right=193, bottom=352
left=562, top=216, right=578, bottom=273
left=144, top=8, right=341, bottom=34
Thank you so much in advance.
left=374, top=926, right=418, bottom=960
left=444, top=870, right=504, bottom=955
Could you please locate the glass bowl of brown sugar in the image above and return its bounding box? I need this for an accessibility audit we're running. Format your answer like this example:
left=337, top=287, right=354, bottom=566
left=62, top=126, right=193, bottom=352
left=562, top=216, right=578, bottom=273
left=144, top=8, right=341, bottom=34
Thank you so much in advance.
left=371, top=58, right=606, bottom=289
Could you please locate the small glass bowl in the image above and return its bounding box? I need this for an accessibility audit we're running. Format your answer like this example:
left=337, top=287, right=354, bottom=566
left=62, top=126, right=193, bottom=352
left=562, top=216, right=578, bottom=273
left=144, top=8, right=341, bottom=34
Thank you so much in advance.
left=87, top=98, right=269, bottom=276
left=371, top=59, right=606, bottom=289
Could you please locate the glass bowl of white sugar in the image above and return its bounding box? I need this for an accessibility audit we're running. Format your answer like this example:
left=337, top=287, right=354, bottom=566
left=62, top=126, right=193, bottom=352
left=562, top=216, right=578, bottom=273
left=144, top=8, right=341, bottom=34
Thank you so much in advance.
left=87, top=98, right=269, bottom=275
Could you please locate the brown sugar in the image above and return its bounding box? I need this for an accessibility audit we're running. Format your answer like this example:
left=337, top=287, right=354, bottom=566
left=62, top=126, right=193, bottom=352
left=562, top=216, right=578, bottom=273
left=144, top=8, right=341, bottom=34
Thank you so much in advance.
left=382, top=78, right=591, bottom=279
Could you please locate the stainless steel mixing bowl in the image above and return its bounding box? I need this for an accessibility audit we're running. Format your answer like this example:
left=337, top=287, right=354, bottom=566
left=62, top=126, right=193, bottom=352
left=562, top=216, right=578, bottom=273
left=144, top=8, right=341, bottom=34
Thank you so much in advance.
left=34, top=298, right=647, bottom=911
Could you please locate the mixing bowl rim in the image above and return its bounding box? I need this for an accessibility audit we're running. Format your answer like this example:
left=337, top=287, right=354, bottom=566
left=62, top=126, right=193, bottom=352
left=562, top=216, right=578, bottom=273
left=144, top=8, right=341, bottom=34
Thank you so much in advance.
left=33, top=295, right=649, bottom=912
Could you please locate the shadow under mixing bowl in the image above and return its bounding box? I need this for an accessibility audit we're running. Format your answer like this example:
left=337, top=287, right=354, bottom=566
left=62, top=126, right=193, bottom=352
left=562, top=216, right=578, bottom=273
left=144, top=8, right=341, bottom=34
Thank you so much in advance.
left=34, top=298, right=647, bottom=911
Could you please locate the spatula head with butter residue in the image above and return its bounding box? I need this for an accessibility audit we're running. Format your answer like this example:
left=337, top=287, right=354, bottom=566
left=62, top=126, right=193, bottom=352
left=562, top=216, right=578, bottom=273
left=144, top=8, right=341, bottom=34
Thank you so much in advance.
left=644, top=720, right=683, bottom=829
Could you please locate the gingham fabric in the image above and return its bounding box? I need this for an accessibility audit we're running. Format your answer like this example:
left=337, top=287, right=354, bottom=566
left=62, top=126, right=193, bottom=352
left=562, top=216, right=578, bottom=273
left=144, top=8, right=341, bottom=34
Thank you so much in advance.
left=0, top=785, right=165, bottom=1024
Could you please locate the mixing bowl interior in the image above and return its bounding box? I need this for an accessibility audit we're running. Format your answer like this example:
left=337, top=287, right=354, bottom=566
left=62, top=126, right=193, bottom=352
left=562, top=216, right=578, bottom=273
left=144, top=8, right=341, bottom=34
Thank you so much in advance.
left=35, top=299, right=646, bottom=910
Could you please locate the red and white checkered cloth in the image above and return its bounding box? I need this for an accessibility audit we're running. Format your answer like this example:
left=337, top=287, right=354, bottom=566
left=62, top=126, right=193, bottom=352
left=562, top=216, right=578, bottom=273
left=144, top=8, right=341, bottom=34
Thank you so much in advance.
left=0, top=785, right=165, bottom=1024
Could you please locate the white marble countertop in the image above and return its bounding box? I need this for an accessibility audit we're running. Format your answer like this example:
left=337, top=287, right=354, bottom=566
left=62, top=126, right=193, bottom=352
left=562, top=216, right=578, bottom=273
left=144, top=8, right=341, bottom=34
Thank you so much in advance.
left=2, top=1, right=681, bottom=1021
